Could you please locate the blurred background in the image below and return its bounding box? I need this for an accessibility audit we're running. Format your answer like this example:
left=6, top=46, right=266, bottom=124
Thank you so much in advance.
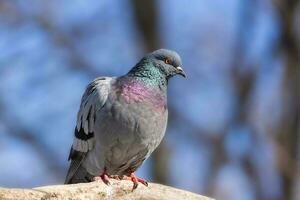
left=0, top=0, right=299, bottom=199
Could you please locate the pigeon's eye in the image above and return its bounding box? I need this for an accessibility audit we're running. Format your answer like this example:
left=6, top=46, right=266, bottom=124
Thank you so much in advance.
left=164, top=59, right=171, bottom=65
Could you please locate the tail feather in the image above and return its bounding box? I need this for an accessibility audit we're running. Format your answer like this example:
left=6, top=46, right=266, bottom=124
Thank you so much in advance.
left=65, top=148, right=91, bottom=184
left=65, top=163, right=93, bottom=184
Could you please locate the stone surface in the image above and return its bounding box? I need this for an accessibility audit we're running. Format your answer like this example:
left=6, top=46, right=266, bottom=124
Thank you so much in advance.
left=0, top=180, right=214, bottom=200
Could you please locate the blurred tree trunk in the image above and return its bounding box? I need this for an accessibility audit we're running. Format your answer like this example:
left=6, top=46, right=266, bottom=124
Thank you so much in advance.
left=131, top=0, right=160, bottom=51
left=208, top=0, right=257, bottom=198
left=130, top=0, right=169, bottom=184
left=273, top=1, right=300, bottom=200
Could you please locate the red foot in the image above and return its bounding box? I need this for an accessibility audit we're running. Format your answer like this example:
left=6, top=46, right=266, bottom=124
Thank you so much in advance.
left=94, top=171, right=110, bottom=185
left=121, top=173, right=148, bottom=191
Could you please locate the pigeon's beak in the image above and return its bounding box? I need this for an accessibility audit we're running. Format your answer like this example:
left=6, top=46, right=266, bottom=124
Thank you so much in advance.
left=176, top=66, right=186, bottom=78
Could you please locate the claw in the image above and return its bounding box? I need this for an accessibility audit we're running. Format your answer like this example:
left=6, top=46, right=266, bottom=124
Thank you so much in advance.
left=109, top=175, right=121, bottom=180
left=94, top=171, right=111, bottom=186
left=142, top=180, right=148, bottom=187
left=94, top=171, right=148, bottom=191
left=120, top=173, right=148, bottom=191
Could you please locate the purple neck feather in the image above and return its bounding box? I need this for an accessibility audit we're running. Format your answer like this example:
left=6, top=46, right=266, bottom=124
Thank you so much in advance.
left=120, top=78, right=167, bottom=110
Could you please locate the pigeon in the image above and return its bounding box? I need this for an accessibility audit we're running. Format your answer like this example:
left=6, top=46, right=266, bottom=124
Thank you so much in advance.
left=65, top=49, right=185, bottom=190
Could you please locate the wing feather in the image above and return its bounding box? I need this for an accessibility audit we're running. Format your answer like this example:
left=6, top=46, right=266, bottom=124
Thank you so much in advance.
left=65, top=77, right=114, bottom=184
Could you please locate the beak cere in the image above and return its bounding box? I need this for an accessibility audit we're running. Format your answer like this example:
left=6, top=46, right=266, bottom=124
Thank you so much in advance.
left=176, top=66, right=186, bottom=78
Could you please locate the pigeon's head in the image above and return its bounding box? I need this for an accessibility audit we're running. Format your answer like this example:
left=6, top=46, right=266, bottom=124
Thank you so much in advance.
left=146, top=49, right=186, bottom=79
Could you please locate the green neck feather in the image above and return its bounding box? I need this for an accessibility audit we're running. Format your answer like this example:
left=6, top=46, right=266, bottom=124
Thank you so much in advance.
left=127, top=61, right=168, bottom=90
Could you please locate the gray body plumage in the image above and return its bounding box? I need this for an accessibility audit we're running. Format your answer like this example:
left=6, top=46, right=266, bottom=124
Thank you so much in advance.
left=65, top=49, right=184, bottom=184
left=65, top=77, right=167, bottom=183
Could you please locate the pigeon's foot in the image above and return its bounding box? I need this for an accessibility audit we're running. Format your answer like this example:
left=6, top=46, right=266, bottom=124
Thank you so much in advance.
left=94, top=171, right=110, bottom=186
left=109, top=175, right=121, bottom=180
left=104, top=173, right=148, bottom=190
left=121, top=173, right=148, bottom=191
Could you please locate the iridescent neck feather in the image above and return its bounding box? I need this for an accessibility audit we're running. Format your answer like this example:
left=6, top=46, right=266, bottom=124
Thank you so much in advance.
left=119, top=62, right=168, bottom=110
left=127, top=60, right=168, bottom=91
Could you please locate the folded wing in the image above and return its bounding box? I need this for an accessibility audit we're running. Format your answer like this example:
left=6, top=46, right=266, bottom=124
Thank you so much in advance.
left=64, top=77, right=113, bottom=184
